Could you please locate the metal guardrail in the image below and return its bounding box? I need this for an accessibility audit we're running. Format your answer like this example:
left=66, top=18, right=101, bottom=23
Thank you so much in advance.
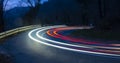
left=0, top=25, right=40, bottom=39
left=0, top=25, right=93, bottom=39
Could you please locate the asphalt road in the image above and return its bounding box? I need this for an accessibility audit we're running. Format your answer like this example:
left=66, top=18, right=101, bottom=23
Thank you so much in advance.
left=0, top=26, right=120, bottom=63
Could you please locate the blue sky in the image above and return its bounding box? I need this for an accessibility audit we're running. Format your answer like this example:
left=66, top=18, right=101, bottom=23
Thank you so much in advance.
left=4, top=0, right=48, bottom=11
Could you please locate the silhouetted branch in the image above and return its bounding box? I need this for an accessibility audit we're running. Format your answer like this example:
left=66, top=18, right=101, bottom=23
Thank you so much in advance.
left=27, top=0, right=34, bottom=7
left=3, top=0, right=9, bottom=10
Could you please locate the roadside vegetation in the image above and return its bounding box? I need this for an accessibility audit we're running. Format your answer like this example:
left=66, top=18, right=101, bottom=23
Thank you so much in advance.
left=71, top=16, right=120, bottom=41
left=71, top=29, right=120, bottom=41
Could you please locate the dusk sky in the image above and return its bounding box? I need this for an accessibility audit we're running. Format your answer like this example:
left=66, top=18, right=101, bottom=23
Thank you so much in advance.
left=4, top=0, right=48, bottom=11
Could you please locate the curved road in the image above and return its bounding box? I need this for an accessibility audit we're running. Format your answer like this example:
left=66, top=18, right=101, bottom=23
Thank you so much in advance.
left=0, top=25, right=120, bottom=63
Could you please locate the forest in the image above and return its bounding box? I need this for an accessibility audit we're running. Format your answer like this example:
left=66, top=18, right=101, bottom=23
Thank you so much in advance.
left=0, top=0, right=120, bottom=32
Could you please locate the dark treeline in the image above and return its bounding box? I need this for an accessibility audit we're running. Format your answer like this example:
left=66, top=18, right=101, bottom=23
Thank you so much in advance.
left=22, top=0, right=41, bottom=25
left=0, top=0, right=120, bottom=32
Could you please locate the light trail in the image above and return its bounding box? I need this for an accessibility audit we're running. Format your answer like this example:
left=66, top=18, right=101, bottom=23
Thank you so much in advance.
left=28, top=25, right=120, bottom=57
left=48, top=27, right=120, bottom=50
left=36, top=27, right=93, bottom=48
left=36, top=26, right=120, bottom=50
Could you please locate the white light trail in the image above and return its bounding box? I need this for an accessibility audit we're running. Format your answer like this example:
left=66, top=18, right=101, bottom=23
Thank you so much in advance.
left=28, top=25, right=120, bottom=57
left=36, top=26, right=120, bottom=50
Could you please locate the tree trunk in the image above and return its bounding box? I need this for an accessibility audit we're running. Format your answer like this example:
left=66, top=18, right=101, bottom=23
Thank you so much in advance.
left=0, top=0, right=4, bottom=32
left=81, top=0, right=89, bottom=25
left=98, top=0, right=106, bottom=19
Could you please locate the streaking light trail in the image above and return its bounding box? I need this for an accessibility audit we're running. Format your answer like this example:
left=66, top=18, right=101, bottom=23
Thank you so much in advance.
left=28, top=25, right=120, bottom=58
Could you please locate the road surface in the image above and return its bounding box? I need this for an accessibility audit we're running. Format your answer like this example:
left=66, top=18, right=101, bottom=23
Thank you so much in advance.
left=0, top=25, right=120, bottom=63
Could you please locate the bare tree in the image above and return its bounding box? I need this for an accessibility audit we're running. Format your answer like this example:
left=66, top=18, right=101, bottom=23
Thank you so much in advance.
left=0, top=0, right=4, bottom=32
left=22, top=0, right=41, bottom=25
left=3, top=0, right=9, bottom=10
left=26, top=0, right=41, bottom=7
left=27, top=0, right=34, bottom=7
